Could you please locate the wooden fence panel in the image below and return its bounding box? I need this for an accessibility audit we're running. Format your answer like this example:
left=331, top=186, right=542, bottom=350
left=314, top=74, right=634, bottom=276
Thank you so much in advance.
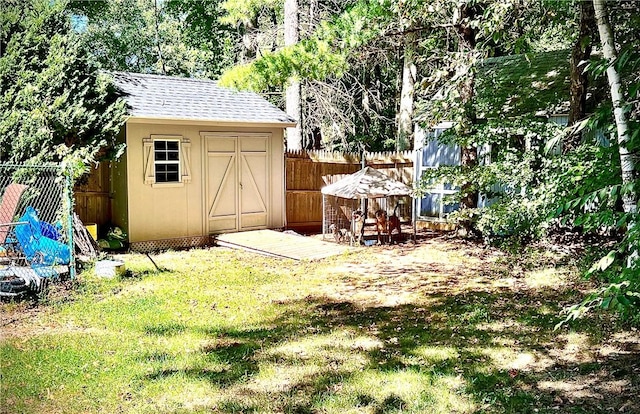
left=286, top=157, right=360, bottom=190
left=286, top=191, right=324, bottom=229
left=74, top=162, right=111, bottom=229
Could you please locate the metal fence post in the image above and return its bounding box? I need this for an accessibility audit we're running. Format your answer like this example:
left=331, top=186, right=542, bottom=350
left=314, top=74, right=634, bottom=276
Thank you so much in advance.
left=65, top=166, right=76, bottom=280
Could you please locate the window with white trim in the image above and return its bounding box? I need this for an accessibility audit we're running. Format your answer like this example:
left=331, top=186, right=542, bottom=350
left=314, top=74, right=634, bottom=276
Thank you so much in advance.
left=143, top=135, right=192, bottom=186
left=153, top=139, right=180, bottom=183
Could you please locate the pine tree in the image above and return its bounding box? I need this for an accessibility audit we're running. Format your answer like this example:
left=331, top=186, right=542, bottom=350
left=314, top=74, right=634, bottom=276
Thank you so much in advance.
left=0, top=0, right=126, bottom=163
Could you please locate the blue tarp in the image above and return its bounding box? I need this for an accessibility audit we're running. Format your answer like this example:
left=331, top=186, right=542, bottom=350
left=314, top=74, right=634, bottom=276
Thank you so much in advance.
left=15, top=206, right=70, bottom=266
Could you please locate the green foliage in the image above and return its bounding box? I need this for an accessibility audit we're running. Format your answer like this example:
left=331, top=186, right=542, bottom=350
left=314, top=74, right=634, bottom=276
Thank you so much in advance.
left=219, top=0, right=388, bottom=90
left=220, top=38, right=349, bottom=90
left=411, top=0, right=639, bottom=323
left=552, top=1, right=640, bottom=322
left=0, top=0, right=127, bottom=163
left=69, top=0, right=236, bottom=78
left=217, top=0, right=401, bottom=151
left=475, top=197, right=548, bottom=243
left=220, top=0, right=282, bottom=26
left=557, top=207, right=640, bottom=325
left=164, top=0, right=237, bottom=77
left=558, top=236, right=640, bottom=326
left=417, top=117, right=566, bottom=241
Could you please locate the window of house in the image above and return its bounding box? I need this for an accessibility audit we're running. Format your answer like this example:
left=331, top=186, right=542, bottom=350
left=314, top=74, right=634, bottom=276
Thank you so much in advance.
left=154, top=140, right=180, bottom=183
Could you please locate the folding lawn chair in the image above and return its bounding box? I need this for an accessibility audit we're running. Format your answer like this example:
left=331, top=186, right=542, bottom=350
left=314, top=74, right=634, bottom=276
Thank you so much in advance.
left=0, top=183, right=28, bottom=246
left=0, top=183, right=30, bottom=296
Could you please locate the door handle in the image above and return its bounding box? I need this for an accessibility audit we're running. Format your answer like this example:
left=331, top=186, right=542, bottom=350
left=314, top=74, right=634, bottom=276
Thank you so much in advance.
left=239, top=182, right=243, bottom=190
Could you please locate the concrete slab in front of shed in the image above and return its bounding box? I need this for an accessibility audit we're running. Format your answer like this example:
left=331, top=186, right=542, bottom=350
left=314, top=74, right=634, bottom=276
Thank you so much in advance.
left=214, top=229, right=351, bottom=260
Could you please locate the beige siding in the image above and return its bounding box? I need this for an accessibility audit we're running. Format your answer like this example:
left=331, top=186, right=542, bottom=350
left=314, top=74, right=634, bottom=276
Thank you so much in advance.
left=122, top=121, right=285, bottom=243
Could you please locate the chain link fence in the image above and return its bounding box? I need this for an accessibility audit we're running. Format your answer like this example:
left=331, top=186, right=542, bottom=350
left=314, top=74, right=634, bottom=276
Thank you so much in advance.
left=0, top=163, right=75, bottom=298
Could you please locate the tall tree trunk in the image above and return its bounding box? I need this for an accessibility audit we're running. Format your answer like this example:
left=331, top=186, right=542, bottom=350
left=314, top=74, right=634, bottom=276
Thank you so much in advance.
left=457, top=2, right=478, bottom=210
left=284, top=0, right=302, bottom=150
left=240, top=17, right=258, bottom=63
left=397, top=30, right=416, bottom=151
left=153, top=0, right=166, bottom=74
left=565, top=0, right=596, bottom=152
left=308, top=0, right=318, bottom=30
left=361, top=69, right=372, bottom=139
left=593, top=0, right=637, bottom=214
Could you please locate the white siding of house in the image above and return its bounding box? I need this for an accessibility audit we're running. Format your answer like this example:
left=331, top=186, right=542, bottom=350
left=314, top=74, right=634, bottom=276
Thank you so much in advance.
left=414, top=115, right=571, bottom=219
left=414, top=123, right=460, bottom=219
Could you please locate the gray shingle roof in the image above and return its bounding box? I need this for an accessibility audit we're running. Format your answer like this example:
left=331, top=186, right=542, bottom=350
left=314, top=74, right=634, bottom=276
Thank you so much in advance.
left=111, top=72, right=296, bottom=125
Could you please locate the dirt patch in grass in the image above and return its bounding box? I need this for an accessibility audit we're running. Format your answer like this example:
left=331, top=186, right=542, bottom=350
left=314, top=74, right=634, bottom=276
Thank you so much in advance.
left=293, top=235, right=640, bottom=413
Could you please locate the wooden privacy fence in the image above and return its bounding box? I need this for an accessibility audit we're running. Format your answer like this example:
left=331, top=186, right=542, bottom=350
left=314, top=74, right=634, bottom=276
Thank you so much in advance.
left=286, top=150, right=414, bottom=232
left=74, top=162, right=111, bottom=230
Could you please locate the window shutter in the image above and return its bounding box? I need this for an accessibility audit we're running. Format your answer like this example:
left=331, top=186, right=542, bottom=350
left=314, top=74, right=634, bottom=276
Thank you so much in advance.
left=181, top=138, right=192, bottom=183
left=143, top=138, right=154, bottom=184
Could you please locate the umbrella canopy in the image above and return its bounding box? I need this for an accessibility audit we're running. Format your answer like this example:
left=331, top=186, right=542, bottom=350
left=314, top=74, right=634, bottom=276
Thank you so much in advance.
left=321, top=167, right=412, bottom=200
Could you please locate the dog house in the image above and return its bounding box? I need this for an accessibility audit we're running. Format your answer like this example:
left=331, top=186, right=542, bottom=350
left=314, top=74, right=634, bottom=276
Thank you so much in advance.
left=320, top=167, right=414, bottom=244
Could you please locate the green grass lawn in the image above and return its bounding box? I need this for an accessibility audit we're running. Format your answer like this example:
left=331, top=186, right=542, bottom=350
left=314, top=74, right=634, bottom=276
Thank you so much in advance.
left=1, top=237, right=638, bottom=413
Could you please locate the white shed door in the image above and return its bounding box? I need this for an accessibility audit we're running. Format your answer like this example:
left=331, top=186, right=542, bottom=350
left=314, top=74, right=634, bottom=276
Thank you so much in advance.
left=206, top=135, right=269, bottom=233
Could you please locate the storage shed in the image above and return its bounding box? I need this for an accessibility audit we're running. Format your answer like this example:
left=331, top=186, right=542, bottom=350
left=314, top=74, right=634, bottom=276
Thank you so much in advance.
left=110, top=72, right=296, bottom=251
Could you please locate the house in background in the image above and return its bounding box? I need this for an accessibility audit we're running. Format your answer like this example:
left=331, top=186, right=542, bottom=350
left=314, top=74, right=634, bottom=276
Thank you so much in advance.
left=413, top=49, right=600, bottom=222
left=109, top=72, right=296, bottom=251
